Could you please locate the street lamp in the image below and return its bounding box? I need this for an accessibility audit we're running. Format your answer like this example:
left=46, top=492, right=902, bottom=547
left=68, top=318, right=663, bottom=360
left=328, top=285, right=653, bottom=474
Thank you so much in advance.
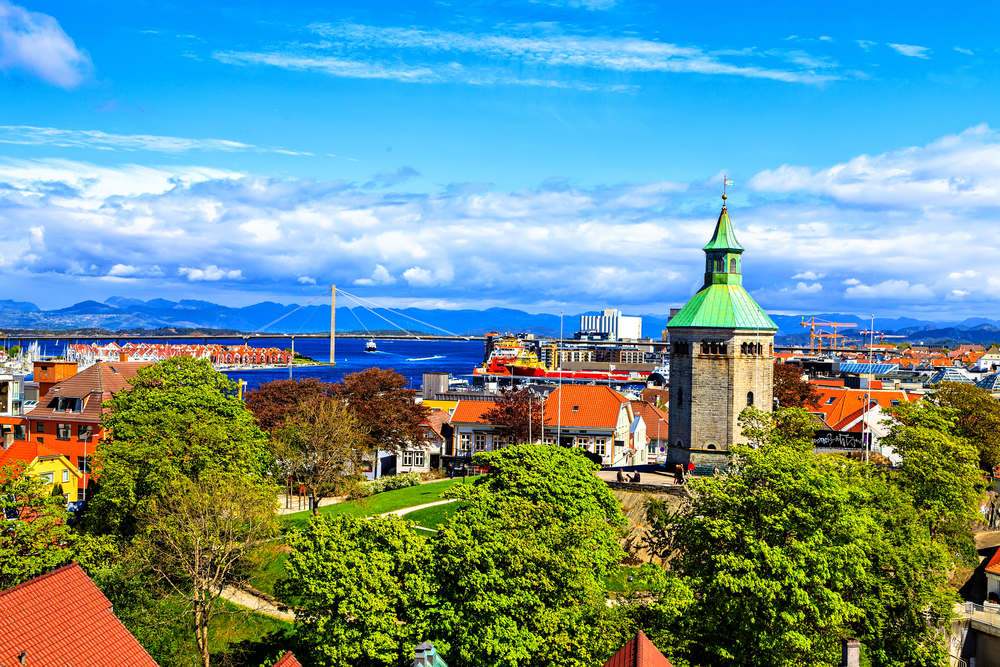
left=656, top=418, right=666, bottom=462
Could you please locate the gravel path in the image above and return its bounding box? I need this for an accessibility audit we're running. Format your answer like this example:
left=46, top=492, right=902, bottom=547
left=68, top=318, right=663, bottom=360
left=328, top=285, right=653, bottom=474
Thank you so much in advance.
left=379, top=498, right=457, bottom=518
left=219, top=585, right=295, bottom=622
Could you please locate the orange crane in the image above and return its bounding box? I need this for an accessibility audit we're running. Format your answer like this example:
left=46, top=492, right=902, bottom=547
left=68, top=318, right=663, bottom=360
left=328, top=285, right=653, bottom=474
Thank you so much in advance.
left=858, top=330, right=907, bottom=345
left=800, top=317, right=858, bottom=354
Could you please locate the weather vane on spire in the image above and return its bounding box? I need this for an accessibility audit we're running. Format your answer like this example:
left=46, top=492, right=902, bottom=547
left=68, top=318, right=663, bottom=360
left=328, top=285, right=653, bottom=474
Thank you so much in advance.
left=723, top=175, right=734, bottom=203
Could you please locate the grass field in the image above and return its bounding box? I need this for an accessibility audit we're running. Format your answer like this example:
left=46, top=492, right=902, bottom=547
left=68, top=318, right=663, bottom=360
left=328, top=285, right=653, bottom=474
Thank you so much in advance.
left=280, top=476, right=481, bottom=531
left=404, top=501, right=466, bottom=530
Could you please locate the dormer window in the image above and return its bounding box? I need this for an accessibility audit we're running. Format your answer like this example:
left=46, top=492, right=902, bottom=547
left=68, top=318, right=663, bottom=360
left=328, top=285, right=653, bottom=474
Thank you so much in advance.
left=572, top=406, right=579, bottom=412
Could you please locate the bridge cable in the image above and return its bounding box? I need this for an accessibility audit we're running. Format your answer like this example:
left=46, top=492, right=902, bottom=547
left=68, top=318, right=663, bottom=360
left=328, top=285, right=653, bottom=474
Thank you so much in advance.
left=253, top=288, right=332, bottom=334
left=335, top=288, right=469, bottom=340
left=338, top=291, right=421, bottom=339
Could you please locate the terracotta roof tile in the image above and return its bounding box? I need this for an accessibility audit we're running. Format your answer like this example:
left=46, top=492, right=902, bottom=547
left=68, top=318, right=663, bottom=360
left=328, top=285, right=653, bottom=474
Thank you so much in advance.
left=986, top=547, right=1000, bottom=576
left=544, top=385, right=629, bottom=429
left=630, top=401, right=668, bottom=432
left=273, top=651, right=304, bottom=667
left=451, top=400, right=498, bottom=424
left=27, top=362, right=149, bottom=423
left=422, top=410, right=451, bottom=437
left=603, top=631, right=674, bottom=667
left=0, top=562, right=159, bottom=667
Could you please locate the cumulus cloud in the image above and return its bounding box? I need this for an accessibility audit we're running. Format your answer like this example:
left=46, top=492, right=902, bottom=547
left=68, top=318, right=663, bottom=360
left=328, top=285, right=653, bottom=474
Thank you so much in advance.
left=887, top=43, right=930, bottom=59
left=0, top=0, right=91, bottom=87
left=215, top=22, right=843, bottom=88
left=855, top=40, right=876, bottom=51
left=9, top=124, right=1000, bottom=316
left=179, top=265, right=242, bottom=281
left=955, top=47, right=974, bottom=55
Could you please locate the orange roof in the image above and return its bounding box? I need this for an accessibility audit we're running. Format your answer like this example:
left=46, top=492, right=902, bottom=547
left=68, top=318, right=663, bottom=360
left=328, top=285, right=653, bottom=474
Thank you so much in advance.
left=0, top=563, right=159, bottom=667
left=451, top=400, right=497, bottom=424
left=986, top=547, right=1000, bottom=576
left=812, top=387, right=918, bottom=426
left=274, top=652, right=304, bottom=667
left=630, top=401, right=668, bottom=431
left=544, top=385, right=629, bottom=429
left=603, top=631, right=674, bottom=667
left=422, top=410, right=451, bottom=437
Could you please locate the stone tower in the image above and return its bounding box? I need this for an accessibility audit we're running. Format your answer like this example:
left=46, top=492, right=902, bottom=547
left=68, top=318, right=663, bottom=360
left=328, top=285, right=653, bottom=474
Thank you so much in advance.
left=666, top=197, right=777, bottom=453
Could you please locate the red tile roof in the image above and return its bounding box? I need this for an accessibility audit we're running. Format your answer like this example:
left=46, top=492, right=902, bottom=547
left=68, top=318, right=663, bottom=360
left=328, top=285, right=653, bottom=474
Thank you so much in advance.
left=544, top=385, right=629, bottom=429
left=273, top=651, right=304, bottom=667
left=630, top=401, right=668, bottom=433
left=986, top=546, right=1000, bottom=576
left=423, top=410, right=451, bottom=437
left=0, top=562, right=159, bottom=667
left=28, top=361, right=150, bottom=423
left=812, top=387, right=918, bottom=426
left=451, top=400, right=498, bottom=424
left=603, top=631, right=673, bottom=667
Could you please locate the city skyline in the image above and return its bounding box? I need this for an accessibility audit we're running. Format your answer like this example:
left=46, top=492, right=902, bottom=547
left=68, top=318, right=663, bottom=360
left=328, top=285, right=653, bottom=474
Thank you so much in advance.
left=1, top=0, right=998, bottom=317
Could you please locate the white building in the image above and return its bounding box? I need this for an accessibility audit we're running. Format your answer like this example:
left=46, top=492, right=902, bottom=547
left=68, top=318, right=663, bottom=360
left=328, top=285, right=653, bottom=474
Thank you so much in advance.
left=579, top=309, right=642, bottom=341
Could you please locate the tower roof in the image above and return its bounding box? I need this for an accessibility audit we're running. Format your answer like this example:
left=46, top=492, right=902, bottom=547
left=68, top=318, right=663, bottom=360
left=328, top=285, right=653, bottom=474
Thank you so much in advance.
left=667, top=284, right=777, bottom=330
left=702, top=206, right=744, bottom=253
left=668, top=203, right=776, bottom=331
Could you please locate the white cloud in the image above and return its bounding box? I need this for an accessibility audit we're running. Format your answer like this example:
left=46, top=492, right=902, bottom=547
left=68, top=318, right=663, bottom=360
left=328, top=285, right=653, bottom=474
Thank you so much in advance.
left=781, top=281, right=822, bottom=294
left=887, top=43, right=930, bottom=59
left=0, top=0, right=91, bottom=87
left=955, top=47, right=974, bottom=55
left=108, top=264, right=137, bottom=277
left=792, top=271, right=825, bottom=280
left=855, top=40, right=876, bottom=51
left=239, top=219, right=281, bottom=243
left=842, top=278, right=861, bottom=285
left=215, top=22, right=843, bottom=87
left=844, top=280, right=934, bottom=300
left=354, top=264, right=396, bottom=286
left=403, top=265, right=454, bottom=287
left=179, top=265, right=242, bottom=281
left=748, top=123, right=1000, bottom=209
left=0, top=125, right=311, bottom=155
left=298, top=276, right=316, bottom=285
left=948, top=270, right=980, bottom=279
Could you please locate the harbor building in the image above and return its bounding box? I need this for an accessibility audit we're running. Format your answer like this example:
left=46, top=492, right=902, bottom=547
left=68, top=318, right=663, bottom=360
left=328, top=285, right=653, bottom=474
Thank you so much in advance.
left=666, top=196, right=777, bottom=456
left=579, top=309, right=642, bottom=341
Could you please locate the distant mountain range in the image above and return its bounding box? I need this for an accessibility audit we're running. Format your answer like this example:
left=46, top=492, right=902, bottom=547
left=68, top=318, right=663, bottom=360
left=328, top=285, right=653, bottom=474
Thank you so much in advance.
left=1, top=298, right=999, bottom=345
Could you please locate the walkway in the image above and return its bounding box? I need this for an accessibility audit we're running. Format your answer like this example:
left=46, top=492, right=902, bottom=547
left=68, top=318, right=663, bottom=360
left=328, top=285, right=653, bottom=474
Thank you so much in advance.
left=379, top=498, right=456, bottom=518
left=219, top=585, right=295, bottom=623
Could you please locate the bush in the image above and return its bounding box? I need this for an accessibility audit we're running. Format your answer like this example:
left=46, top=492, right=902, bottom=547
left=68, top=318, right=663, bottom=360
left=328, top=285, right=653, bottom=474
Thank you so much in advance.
left=362, top=472, right=421, bottom=495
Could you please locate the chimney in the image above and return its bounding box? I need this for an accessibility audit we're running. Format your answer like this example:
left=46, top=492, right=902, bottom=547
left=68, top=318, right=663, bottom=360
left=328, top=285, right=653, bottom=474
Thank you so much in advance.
left=841, top=639, right=860, bottom=667
left=422, top=373, right=448, bottom=400
left=3, top=433, right=13, bottom=450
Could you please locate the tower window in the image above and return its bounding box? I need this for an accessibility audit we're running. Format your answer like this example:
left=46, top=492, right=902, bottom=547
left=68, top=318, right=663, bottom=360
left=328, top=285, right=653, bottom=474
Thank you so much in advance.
left=741, top=342, right=747, bottom=355
left=716, top=258, right=724, bottom=272
left=719, top=343, right=727, bottom=355
left=730, top=258, right=737, bottom=273
left=701, top=342, right=709, bottom=355
left=677, top=387, right=683, bottom=407
left=747, top=391, right=754, bottom=407
left=710, top=342, right=718, bottom=355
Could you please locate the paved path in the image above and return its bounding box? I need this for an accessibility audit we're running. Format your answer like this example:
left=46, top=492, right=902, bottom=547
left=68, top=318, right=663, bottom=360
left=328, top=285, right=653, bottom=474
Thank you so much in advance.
left=379, top=498, right=457, bottom=518
left=219, top=586, right=296, bottom=623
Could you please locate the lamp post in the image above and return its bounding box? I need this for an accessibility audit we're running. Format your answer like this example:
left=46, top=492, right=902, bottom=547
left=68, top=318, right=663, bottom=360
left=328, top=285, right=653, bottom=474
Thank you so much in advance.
left=656, top=418, right=666, bottom=463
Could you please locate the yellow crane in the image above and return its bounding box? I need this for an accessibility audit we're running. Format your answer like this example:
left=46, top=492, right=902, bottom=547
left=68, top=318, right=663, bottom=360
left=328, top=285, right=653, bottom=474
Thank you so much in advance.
left=800, top=317, right=858, bottom=354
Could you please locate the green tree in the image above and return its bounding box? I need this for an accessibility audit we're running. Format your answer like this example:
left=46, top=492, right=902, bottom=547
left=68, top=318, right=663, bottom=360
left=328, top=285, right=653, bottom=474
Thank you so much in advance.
left=926, top=381, right=1000, bottom=471
left=0, top=461, right=76, bottom=589
left=90, top=357, right=272, bottom=538
left=481, top=388, right=547, bottom=444
left=282, top=514, right=432, bottom=667
left=137, top=472, right=280, bottom=667
left=275, top=397, right=372, bottom=515
left=447, top=444, right=625, bottom=528
left=245, top=378, right=334, bottom=436
left=429, top=496, right=625, bottom=667
left=648, top=407, right=954, bottom=667
left=881, top=400, right=983, bottom=556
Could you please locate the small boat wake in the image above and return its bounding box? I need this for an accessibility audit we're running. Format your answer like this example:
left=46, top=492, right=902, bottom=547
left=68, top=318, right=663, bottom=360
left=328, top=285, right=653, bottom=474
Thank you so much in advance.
left=406, top=355, right=445, bottom=362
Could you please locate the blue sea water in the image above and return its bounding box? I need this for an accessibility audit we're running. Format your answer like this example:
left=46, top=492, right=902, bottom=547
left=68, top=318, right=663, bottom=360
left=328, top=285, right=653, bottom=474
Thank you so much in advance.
left=220, top=338, right=486, bottom=391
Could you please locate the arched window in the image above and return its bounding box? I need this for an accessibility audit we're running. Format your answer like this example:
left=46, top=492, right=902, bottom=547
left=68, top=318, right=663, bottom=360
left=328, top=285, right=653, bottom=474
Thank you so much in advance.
left=720, top=343, right=727, bottom=355
left=747, top=391, right=754, bottom=407
left=710, top=342, right=718, bottom=355
left=701, top=342, right=709, bottom=355
left=741, top=342, right=747, bottom=355
left=730, top=258, right=737, bottom=273
left=716, top=258, right=724, bottom=272
left=677, top=387, right=683, bottom=407
left=706, top=257, right=712, bottom=271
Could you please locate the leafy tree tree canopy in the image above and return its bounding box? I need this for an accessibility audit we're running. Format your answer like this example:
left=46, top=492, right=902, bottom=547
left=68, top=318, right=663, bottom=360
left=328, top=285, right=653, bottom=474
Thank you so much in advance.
left=430, top=496, right=624, bottom=667
left=449, top=444, right=625, bottom=528
left=0, top=461, right=76, bottom=589
left=245, top=378, right=334, bottom=436
left=481, top=387, right=547, bottom=444
left=772, top=361, right=820, bottom=409
left=926, top=381, right=1000, bottom=471
left=91, top=357, right=272, bottom=538
left=332, top=368, right=429, bottom=453
left=282, top=514, right=432, bottom=667
left=648, top=407, right=955, bottom=667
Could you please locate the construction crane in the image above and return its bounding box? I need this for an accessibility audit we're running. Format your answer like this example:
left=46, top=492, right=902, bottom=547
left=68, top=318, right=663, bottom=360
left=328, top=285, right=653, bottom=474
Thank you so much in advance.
left=800, top=317, right=858, bottom=354
left=858, top=330, right=907, bottom=345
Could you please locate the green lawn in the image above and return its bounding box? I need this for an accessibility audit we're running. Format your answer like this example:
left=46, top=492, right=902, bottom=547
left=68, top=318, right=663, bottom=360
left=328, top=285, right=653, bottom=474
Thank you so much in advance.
left=250, top=547, right=290, bottom=598
left=405, top=501, right=466, bottom=530
left=280, top=476, right=481, bottom=531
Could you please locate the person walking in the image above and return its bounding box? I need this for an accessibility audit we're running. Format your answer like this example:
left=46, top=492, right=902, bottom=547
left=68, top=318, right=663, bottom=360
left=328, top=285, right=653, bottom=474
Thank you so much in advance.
left=673, top=464, right=683, bottom=485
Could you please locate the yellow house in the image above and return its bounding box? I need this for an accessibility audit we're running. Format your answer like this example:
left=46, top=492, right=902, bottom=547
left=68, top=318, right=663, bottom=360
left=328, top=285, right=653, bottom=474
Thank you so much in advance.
left=0, top=441, right=82, bottom=502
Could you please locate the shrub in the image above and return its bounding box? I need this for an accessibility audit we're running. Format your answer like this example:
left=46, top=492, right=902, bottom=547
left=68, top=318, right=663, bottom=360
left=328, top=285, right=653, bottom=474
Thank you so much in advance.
left=362, top=472, right=421, bottom=496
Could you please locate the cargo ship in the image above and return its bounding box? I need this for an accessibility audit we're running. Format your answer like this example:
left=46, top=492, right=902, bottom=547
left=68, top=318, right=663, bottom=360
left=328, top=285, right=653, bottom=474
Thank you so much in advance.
left=473, top=334, right=651, bottom=382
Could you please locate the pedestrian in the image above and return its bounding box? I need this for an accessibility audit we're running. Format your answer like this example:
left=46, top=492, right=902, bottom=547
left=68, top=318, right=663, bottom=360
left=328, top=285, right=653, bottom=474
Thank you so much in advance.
left=632, top=471, right=642, bottom=484
left=448, top=464, right=454, bottom=479
left=673, top=465, right=683, bottom=485
left=617, top=469, right=625, bottom=483
left=713, top=464, right=720, bottom=477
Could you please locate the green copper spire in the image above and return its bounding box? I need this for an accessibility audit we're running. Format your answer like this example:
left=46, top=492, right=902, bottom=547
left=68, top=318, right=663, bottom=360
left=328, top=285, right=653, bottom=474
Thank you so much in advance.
left=702, top=202, right=744, bottom=252
left=667, top=199, right=777, bottom=331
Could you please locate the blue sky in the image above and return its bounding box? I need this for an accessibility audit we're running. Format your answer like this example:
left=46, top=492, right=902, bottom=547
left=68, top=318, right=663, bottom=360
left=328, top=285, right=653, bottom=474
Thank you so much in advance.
left=1, top=0, right=999, bottom=318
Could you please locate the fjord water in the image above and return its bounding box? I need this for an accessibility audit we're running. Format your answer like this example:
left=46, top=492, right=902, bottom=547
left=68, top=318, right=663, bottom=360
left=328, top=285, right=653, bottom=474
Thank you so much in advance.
left=219, top=338, right=486, bottom=391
